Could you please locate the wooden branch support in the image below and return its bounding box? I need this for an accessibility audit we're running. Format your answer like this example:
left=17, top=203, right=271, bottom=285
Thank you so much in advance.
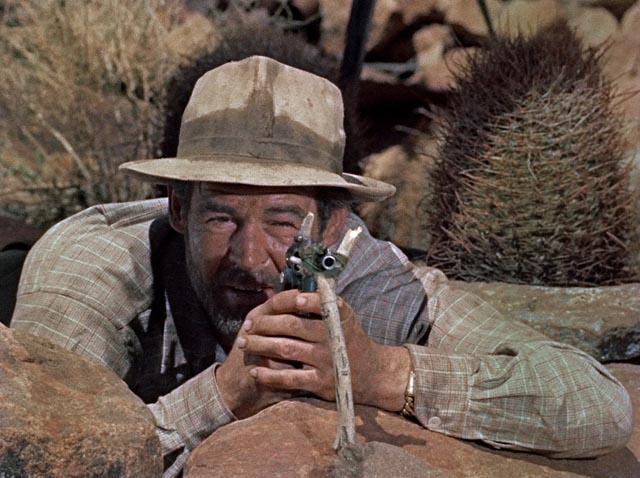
left=316, top=226, right=362, bottom=451
left=288, top=212, right=362, bottom=451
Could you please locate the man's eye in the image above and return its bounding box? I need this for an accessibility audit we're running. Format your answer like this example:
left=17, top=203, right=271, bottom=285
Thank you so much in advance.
left=271, top=221, right=297, bottom=229
left=208, top=215, right=232, bottom=223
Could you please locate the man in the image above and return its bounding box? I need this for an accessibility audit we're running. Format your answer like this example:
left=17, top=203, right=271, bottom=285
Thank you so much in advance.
left=11, top=56, right=632, bottom=477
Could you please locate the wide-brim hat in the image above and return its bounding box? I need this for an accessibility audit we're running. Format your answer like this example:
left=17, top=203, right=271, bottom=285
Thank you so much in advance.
left=120, top=55, right=395, bottom=202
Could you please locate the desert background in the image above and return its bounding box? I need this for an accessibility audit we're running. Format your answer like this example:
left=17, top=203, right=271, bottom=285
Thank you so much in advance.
left=2, top=0, right=639, bottom=276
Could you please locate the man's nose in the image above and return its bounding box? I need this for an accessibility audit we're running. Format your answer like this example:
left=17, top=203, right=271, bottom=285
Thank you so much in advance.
left=230, top=222, right=270, bottom=271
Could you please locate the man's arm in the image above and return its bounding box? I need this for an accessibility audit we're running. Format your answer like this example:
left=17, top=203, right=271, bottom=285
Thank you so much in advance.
left=404, top=267, right=632, bottom=458
left=335, top=215, right=632, bottom=457
left=147, top=364, right=235, bottom=476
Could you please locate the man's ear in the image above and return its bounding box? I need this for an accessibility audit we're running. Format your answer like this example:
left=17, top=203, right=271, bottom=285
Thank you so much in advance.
left=167, top=185, right=187, bottom=234
left=321, top=206, right=349, bottom=246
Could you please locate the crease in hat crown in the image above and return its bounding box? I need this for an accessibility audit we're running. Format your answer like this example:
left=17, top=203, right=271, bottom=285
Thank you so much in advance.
left=120, top=55, right=395, bottom=202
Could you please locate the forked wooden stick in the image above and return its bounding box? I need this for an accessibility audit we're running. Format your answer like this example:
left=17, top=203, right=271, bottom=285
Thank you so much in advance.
left=286, top=212, right=362, bottom=451
left=317, top=226, right=362, bottom=450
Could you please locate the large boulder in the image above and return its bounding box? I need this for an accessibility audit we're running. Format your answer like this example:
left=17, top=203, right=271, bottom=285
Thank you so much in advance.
left=451, top=280, right=640, bottom=361
left=185, top=363, right=640, bottom=477
left=0, top=324, right=162, bottom=477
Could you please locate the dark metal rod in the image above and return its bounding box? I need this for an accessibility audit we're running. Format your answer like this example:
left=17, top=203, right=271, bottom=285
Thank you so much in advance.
left=477, top=0, right=496, bottom=39
left=339, top=0, right=377, bottom=95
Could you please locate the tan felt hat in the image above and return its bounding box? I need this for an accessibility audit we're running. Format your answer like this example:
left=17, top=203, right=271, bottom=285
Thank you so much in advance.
left=120, top=55, right=395, bottom=202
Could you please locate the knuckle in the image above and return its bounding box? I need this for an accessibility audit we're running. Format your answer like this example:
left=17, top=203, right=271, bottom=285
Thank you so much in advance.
left=314, top=370, right=334, bottom=399
left=273, top=289, right=296, bottom=310
left=285, top=314, right=302, bottom=334
left=282, top=372, right=300, bottom=390
left=279, top=341, right=297, bottom=360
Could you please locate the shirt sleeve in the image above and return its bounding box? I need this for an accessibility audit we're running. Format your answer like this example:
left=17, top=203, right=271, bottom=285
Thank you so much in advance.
left=148, top=364, right=236, bottom=478
left=405, top=267, right=633, bottom=458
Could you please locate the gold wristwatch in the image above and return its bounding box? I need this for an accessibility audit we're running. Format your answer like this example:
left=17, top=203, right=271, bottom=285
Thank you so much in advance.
left=400, top=369, right=416, bottom=418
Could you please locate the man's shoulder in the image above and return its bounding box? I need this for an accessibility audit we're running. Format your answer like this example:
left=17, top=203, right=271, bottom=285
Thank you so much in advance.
left=34, top=198, right=168, bottom=249
left=343, top=212, right=411, bottom=266
left=339, top=212, right=415, bottom=285
left=61, top=198, right=168, bottom=231
left=17, top=198, right=169, bottom=323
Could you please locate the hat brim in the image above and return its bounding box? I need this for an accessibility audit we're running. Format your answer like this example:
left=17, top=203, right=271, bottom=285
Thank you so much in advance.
left=119, top=156, right=396, bottom=202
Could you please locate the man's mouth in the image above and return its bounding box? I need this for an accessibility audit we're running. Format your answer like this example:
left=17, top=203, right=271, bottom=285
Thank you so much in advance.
left=222, top=284, right=275, bottom=301
left=230, top=285, right=265, bottom=292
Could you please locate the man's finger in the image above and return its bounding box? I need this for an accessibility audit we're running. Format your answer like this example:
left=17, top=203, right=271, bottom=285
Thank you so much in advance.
left=244, top=313, right=324, bottom=340
left=261, top=289, right=303, bottom=314
left=241, top=335, right=329, bottom=367
left=249, top=366, right=323, bottom=394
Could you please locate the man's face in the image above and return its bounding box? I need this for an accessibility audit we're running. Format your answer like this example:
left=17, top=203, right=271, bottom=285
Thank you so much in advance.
left=169, top=183, right=345, bottom=339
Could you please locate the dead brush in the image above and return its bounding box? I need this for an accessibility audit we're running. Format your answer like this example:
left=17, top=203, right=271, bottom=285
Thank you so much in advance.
left=426, top=22, right=639, bottom=286
left=0, top=0, right=209, bottom=228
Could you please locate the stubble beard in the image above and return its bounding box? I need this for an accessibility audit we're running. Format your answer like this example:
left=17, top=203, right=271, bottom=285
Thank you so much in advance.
left=184, top=244, right=281, bottom=342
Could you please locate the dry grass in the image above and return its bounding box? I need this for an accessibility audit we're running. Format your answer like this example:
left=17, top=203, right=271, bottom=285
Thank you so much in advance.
left=0, top=0, right=218, bottom=228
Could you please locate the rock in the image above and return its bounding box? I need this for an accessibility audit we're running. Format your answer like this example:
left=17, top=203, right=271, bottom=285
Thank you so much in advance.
left=396, top=0, right=440, bottom=25
left=445, top=0, right=504, bottom=38
left=409, top=24, right=481, bottom=89
left=358, top=141, right=435, bottom=251
left=0, top=324, right=162, bottom=478
left=496, top=0, right=566, bottom=38
left=413, top=24, right=454, bottom=54
left=319, top=0, right=404, bottom=59
left=318, top=0, right=355, bottom=58
left=568, top=7, right=619, bottom=49
left=333, top=442, right=448, bottom=478
left=412, top=24, right=455, bottom=71
left=417, top=46, right=478, bottom=91
left=449, top=280, right=640, bottom=361
left=185, top=373, right=640, bottom=478
left=573, top=0, right=637, bottom=18
left=292, top=0, right=319, bottom=18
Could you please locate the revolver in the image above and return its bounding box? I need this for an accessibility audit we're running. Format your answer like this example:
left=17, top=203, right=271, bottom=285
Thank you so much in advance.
left=280, top=213, right=346, bottom=292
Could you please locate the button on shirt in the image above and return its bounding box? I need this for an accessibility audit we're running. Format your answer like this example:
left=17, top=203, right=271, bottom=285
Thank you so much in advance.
left=11, top=199, right=633, bottom=477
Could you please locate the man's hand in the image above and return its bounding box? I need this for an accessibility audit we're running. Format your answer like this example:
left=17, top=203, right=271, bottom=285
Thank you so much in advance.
left=215, top=323, right=295, bottom=419
left=236, top=289, right=412, bottom=413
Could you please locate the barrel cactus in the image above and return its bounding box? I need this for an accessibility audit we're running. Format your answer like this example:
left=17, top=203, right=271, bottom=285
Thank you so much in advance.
left=426, top=22, right=638, bottom=286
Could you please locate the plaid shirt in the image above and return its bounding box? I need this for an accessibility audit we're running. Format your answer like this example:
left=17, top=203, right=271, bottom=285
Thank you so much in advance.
left=12, top=199, right=632, bottom=477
